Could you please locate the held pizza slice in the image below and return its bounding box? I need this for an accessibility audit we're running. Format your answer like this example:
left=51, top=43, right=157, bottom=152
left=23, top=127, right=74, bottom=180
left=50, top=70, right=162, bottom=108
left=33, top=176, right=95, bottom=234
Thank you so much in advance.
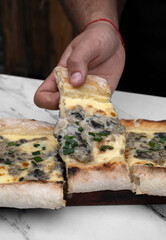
left=54, top=67, right=131, bottom=193
left=121, top=119, right=166, bottom=196
left=0, top=119, right=65, bottom=209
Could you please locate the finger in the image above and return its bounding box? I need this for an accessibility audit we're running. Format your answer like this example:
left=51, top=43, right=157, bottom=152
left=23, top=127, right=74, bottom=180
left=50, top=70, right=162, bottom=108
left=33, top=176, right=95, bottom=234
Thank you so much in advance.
left=67, top=40, right=94, bottom=87
left=34, top=72, right=60, bottom=110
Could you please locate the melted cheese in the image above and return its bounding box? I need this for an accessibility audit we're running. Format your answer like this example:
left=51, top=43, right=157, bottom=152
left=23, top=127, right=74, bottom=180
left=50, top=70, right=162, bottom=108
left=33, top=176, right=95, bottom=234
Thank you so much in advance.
left=61, top=97, right=117, bottom=117
left=125, top=129, right=166, bottom=168
left=0, top=134, right=63, bottom=184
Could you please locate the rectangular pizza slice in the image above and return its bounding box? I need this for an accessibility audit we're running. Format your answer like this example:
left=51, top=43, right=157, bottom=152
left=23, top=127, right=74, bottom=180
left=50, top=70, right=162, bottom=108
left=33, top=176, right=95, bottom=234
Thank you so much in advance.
left=54, top=67, right=131, bottom=193
left=0, top=119, right=65, bottom=209
left=121, top=119, right=166, bottom=196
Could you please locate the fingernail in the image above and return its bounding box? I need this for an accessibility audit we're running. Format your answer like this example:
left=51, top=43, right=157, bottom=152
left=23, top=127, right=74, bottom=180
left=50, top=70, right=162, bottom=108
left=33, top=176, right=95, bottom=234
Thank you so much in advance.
left=70, top=72, right=82, bottom=84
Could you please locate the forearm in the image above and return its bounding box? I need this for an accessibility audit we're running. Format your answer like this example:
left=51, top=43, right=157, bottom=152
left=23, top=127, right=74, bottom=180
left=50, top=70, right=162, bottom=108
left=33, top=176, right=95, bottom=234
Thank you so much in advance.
left=60, top=0, right=120, bottom=32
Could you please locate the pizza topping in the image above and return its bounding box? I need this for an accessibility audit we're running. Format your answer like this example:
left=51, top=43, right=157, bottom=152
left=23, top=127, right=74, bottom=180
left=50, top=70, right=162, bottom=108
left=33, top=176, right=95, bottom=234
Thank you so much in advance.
left=0, top=136, right=63, bottom=182
left=99, top=145, right=114, bottom=151
left=127, top=132, right=166, bottom=165
left=54, top=107, right=125, bottom=162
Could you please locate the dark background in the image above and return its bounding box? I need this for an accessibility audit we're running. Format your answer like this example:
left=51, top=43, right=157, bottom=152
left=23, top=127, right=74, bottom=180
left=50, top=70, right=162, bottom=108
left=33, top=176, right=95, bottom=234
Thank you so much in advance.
left=0, top=0, right=166, bottom=97
left=119, top=0, right=166, bottom=97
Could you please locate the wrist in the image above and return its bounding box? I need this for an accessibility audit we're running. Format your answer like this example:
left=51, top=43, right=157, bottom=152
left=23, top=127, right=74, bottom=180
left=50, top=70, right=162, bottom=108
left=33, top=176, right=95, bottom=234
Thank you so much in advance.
left=81, top=18, right=124, bottom=48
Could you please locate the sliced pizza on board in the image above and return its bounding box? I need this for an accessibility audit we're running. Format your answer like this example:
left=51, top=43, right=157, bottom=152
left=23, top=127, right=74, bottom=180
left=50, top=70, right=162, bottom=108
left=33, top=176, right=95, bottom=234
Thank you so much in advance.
left=121, top=119, right=166, bottom=196
left=54, top=67, right=131, bottom=193
left=0, top=119, right=65, bottom=209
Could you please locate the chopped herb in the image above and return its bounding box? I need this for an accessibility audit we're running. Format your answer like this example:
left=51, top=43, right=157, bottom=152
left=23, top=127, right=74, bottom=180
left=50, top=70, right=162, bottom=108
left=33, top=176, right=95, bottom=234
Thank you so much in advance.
left=144, top=163, right=154, bottom=167
left=34, top=156, right=43, bottom=162
left=34, top=144, right=40, bottom=148
left=18, top=168, right=28, bottom=171
left=42, top=146, right=46, bottom=150
left=15, top=143, right=20, bottom=146
left=71, top=140, right=78, bottom=148
left=88, top=132, right=95, bottom=136
left=78, top=126, right=84, bottom=132
left=8, top=142, right=15, bottom=146
left=149, top=141, right=155, bottom=148
left=97, top=131, right=110, bottom=137
left=99, top=145, right=114, bottom=151
left=63, top=148, right=74, bottom=155
left=75, top=121, right=79, bottom=125
left=153, top=143, right=161, bottom=151
left=64, top=135, right=75, bottom=141
left=93, top=136, right=103, bottom=142
left=136, top=135, right=147, bottom=140
left=31, top=160, right=37, bottom=166
left=154, top=135, right=159, bottom=138
left=5, top=160, right=11, bottom=165
left=136, top=149, right=151, bottom=154
left=32, top=151, right=41, bottom=155
left=8, top=150, right=14, bottom=155
left=159, top=137, right=166, bottom=143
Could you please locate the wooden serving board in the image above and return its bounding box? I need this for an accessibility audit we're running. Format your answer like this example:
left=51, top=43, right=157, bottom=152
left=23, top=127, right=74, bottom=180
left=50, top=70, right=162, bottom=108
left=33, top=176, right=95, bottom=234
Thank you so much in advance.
left=66, top=190, right=166, bottom=206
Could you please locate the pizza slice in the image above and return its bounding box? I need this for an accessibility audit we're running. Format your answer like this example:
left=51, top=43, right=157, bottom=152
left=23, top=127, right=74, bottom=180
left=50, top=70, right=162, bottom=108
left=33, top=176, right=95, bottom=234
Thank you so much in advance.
left=54, top=67, right=131, bottom=193
left=0, top=119, right=65, bottom=209
left=121, top=119, right=166, bottom=196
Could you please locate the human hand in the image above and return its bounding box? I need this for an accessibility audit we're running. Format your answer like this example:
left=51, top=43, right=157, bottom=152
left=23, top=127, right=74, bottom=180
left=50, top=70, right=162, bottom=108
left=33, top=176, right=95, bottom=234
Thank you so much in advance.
left=34, top=21, right=125, bottom=110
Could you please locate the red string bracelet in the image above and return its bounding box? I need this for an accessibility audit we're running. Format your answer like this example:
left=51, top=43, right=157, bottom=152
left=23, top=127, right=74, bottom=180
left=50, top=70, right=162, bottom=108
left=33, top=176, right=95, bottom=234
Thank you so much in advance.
left=81, top=18, right=125, bottom=49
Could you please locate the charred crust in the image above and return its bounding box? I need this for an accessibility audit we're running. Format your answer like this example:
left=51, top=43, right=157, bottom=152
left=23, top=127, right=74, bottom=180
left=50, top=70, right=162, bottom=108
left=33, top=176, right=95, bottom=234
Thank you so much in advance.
left=96, top=162, right=118, bottom=171
left=68, top=167, right=80, bottom=177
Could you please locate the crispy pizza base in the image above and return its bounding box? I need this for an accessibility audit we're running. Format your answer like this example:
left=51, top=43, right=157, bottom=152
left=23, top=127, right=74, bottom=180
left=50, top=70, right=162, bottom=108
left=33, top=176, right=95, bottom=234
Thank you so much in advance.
left=0, top=119, right=65, bottom=209
left=121, top=119, right=166, bottom=196
left=54, top=67, right=131, bottom=193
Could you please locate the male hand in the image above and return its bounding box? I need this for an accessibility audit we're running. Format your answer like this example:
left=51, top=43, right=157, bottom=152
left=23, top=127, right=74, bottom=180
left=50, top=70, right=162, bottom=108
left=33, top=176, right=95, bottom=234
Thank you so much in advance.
left=34, top=21, right=125, bottom=110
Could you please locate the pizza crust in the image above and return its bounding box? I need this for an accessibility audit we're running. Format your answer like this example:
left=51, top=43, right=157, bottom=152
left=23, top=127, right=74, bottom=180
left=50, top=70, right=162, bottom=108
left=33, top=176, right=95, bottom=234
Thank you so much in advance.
left=54, top=66, right=111, bottom=103
left=121, top=119, right=166, bottom=132
left=67, top=161, right=131, bottom=193
left=121, top=119, right=166, bottom=196
left=0, top=181, right=65, bottom=209
left=0, top=118, right=66, bottom=209
left=0, top=118, right=55, bottom=135
left=131, top=164, right=166, bottom=196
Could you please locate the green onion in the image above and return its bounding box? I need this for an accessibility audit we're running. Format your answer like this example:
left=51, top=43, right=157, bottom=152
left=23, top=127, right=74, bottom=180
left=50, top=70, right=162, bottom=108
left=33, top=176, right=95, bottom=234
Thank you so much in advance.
left=88, top=132, right=95, bottom=136
left=78, top=127, right=84, bottom=132
left=18, top=168, right=28, bottom=171
left=5, top=160, right=11, bottom=165
left=31, top=160, right=37, bottom=166
left=159, top=137, right=166, bottom=143
left=64, top=135, right=75, bottom=141
left=154, top=135, right=159, bottom=138
left=144, top=163, right=154, bottom=166
left=97, top=131, right=110, bottom=137
left=8, top=142, right=15, bottom=146
left=99, top=145, right=114, bottom=151
left=42, top=146, right=46, bottom=150
left=32, top=151, right=40, bottom=155
left=93, top=136, right=103, bottom=142
left=71, top=140, right=78, bottom=148
left=136, top=149, right=151, bottom=154
left=34, top=144, right=40, bottom=148
left=149, top=141, right=155, bottom=148
left=75, top=121, right=79, bottom=125
left=63, top=148, right=74, bottom=155
left=153, top=144, right=161, bottom=151
left=8, top=150, right=14, bottom=155
left=34, top=156, right=43, bottom=162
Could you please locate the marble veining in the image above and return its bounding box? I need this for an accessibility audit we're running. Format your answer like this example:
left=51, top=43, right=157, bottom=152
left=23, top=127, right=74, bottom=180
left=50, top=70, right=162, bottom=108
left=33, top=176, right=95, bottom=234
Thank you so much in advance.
left=0, top=74, right=166, bottom=240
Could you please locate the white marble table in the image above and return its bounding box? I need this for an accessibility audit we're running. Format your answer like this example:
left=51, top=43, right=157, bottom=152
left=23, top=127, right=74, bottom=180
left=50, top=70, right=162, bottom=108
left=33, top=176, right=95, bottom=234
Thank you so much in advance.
left=0, top=74, right=166, bottom=240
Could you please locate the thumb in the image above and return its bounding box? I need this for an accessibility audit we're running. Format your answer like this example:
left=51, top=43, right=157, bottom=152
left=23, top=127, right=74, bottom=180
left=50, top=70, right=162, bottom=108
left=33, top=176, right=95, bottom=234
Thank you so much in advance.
left=67, top=43, right=92, bottom=87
